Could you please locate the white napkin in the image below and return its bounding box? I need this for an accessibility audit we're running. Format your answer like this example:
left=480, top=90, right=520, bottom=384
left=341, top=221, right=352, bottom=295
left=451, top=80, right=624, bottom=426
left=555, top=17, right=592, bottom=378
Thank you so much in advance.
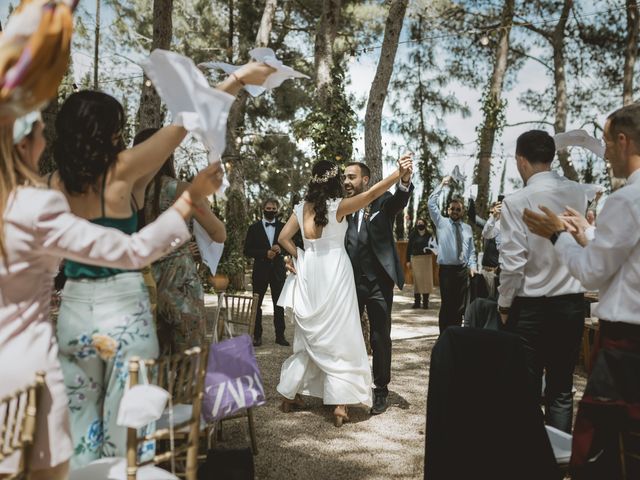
left=450, top=165, right=466, bottom=185
left=193, top=220, right=224, bottom=275
left=465, top=184, right=478, bottom=201
left=140, top=49, right=236, bottom=164
left=276, top=273, right=296, bottom=309
left=579, top=183, right=605, bottom=202
left=554, top=130, right=605, bottom=159
left=200, top=47, right=310, bottom=98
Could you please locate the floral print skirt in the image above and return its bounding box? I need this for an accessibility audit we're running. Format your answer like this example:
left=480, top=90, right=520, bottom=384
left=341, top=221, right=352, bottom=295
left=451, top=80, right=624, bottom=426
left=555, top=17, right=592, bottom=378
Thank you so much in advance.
left=56, top=272, right=159, bottom=469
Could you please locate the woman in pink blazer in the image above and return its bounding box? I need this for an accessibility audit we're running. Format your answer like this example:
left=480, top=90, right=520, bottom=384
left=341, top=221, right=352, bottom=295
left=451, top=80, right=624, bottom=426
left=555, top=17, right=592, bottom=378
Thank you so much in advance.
left=0, top=113, right=222, bottom=479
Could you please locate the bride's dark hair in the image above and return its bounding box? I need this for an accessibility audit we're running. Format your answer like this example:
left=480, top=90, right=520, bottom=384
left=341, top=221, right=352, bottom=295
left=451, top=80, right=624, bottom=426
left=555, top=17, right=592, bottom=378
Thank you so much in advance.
left=304, top=160, right=343, bottom=227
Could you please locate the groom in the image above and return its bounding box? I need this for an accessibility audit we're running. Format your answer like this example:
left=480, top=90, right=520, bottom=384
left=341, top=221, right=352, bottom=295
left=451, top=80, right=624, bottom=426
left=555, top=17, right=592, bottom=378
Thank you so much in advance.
left=344, top=161, right=413, bottom=414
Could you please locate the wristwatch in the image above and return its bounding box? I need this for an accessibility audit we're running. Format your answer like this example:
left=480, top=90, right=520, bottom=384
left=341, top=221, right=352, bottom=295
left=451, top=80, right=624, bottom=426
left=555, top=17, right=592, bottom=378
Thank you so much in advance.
left=549, top=230, right=565, bottom=245
left=497, top=305, right=510, bottom=315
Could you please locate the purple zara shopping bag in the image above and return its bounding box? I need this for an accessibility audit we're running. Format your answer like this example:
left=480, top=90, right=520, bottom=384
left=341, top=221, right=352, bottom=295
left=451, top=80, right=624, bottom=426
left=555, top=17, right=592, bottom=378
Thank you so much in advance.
left=203, top=334, right=266, bottom=422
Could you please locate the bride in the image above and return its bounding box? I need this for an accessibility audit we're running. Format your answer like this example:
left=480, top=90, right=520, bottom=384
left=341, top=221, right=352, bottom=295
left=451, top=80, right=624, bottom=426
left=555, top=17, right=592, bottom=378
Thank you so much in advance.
left=276, top=154, right=413, bottom=426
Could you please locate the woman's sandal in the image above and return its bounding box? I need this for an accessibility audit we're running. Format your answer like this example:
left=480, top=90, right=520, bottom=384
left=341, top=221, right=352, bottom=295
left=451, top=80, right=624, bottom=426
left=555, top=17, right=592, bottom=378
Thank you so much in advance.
left=333, top=405, right=349, bottom=427
left=280, top=394, right=305, bottom=413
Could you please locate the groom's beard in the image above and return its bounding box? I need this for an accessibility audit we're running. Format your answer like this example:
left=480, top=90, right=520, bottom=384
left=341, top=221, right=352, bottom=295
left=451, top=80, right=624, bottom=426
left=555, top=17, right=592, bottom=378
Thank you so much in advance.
left=344, top=184, right=363, bottom=197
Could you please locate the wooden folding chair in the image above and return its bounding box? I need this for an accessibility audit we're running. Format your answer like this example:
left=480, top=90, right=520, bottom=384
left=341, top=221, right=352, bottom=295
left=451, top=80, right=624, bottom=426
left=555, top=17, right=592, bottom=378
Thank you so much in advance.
left=208, top=293, right=260, bottom=454
left=69, top=347, right=206, bottom=480
left=0, top=371, right=45, bottom=479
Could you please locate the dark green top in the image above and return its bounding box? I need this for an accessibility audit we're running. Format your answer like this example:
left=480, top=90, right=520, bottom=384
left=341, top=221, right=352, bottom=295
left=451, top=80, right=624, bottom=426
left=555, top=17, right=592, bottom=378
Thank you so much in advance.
left=64, top=174, right=140, bottom=279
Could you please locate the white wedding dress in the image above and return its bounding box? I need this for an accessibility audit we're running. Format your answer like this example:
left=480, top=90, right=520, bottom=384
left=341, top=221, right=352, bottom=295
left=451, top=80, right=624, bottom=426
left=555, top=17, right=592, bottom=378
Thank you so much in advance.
left=277, top=199, right=372, bottom=407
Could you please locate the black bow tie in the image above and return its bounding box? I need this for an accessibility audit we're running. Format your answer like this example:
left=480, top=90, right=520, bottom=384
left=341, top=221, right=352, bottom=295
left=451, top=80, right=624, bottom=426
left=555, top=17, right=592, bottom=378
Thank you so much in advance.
left=265, top=222, right=275, bottom=227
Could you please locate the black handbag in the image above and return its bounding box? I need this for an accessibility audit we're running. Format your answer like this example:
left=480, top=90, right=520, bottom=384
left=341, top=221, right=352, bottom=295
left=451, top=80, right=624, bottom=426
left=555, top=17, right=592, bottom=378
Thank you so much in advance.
left=197, top=447, right=255, bottom=480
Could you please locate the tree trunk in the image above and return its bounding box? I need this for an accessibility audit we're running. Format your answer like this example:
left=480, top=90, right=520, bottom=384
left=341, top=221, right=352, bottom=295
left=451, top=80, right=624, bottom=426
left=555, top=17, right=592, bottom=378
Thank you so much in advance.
left=314, top=0, right=342, bottom=109
left=552, top=0, right=578, bottom=181
left=136, top=0, right=173, bottom=130
left=93, top=0, right=101, bottom=89
left=224, top=0, right=278, bottom=290
left=474, top=0, right=514, bottom=217
left=624, top=0, right=639, bottom=106
left=364, top=0, right=408, bottom=183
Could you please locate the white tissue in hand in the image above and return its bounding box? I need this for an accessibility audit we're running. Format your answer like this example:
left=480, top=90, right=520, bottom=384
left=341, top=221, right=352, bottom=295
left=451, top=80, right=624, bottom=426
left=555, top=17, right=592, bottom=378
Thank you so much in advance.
left=465, top=184, right=478, bottom=201
left=579, top=184, right=605, bottom=202
left=193, top=220, right=224, bottom=275
left=200, top=47, right=310, bottom=98
left=450, top=165, right=466, bottom=185
left=554, top=130, right=605, bottom=159
left=140, top=49, right=235, bottom=164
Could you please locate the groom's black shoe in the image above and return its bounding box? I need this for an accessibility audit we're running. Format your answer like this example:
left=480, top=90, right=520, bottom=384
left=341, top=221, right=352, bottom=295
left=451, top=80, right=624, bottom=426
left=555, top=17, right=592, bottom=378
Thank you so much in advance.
left=253, top=337, right=262, bottom=347
left=275, top=337, right=290, bottom=346
left=371, top=392, right=388, bottom=415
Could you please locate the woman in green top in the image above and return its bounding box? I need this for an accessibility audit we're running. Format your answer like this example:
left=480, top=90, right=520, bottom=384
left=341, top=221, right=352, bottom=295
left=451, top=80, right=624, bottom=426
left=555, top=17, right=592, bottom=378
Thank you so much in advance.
left=48, top=63, right=274, bottom=468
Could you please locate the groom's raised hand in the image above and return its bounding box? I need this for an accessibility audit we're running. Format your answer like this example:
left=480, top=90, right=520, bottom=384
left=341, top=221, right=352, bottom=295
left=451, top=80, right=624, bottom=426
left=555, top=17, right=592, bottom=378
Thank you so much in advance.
left=398, top=153, right=413, bottom=184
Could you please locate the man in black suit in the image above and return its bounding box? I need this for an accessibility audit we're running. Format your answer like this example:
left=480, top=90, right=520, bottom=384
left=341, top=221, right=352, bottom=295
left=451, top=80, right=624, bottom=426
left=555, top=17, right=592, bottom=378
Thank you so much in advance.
left=243, top=198, right=289, bottom=347
left=344, top=162, right=413, bottom=414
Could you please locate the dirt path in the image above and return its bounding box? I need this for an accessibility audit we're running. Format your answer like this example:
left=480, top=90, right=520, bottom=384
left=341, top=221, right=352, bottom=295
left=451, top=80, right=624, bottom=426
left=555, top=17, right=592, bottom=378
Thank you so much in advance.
left=204, top=288, right=586, bottom=480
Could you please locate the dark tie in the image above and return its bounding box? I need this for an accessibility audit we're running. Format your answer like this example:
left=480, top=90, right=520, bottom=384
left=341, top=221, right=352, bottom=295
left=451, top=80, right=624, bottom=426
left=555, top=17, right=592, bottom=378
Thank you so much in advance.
left=265, top=222, right=275, bottom=228
left=454, top=221, right=463, bottom=263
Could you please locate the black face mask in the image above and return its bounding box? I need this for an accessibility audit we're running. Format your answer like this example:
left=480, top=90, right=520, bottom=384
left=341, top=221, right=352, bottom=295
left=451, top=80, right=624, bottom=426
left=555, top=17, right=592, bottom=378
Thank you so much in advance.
left=417, top=225, right=426, bottom=231
left=263, top=210, right=276, bottom=221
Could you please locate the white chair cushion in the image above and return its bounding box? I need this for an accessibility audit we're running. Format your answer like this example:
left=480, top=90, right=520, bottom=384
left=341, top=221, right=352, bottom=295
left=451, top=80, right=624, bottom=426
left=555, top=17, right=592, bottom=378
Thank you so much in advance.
left=69, top=457, right=179, bottom=480
left=545, top=425, right=572, bottom=465
left=156, top=403, right=206, bottom=433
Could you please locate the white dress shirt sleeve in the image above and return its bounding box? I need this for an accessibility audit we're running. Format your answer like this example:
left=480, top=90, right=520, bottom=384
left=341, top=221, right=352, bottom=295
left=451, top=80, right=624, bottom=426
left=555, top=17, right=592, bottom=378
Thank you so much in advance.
left=482, top=215, right=499, bottom=240
left=554, top=194, right=639, bottom=291
left=397, top=180, right=412, bottom=192
left=466, top=226, right=478, bottom=270
left=428, top=185, right=444, bottom=226
left=497, top=198, right=528, bottom=308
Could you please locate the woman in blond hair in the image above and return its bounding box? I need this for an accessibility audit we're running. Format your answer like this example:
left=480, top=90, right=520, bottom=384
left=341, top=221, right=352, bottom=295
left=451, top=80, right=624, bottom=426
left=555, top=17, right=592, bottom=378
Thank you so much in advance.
left=0, top=113, right=223, bottom=479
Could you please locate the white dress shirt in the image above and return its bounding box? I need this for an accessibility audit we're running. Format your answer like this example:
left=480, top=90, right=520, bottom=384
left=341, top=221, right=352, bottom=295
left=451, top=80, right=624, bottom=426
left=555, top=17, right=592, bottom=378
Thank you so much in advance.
left=498, top=171, right=589, bottom=308
left=483, top=215, right=502, bottom=247
left=554, top=169, right=640, bottom=325
left=262, top=218, right=276, bottom=246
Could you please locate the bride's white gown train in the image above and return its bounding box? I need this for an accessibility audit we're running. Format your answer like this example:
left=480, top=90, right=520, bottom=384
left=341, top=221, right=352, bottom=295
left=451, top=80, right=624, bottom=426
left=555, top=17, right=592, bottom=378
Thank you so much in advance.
left=277, top=199, right=372, bottom=407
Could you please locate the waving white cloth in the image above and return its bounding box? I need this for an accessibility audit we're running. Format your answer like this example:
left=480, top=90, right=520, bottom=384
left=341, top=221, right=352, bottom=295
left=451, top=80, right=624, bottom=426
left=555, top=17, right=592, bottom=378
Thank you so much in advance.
left=579, top=184, right=605, bottom=202
left=554, top=130, right=605, bottom=159
left=140, top=49, right=235, bottom=164
left=450, top=165, right=467, bottom=185
left=200, top=47, right=310, bottom=98
left=193, top=221, right=224, bottom=275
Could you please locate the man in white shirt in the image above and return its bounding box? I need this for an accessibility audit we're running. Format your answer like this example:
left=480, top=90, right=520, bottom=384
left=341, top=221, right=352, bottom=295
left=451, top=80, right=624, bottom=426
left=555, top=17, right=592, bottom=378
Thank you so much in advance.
left=498, top=130, right=590, bottom=433
left=522, top=102, right=640, bottom=474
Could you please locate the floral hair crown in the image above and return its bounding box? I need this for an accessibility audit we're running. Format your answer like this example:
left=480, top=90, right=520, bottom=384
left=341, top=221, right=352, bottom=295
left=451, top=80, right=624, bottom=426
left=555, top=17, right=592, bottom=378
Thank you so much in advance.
left=310, top=165, right=339, bottom=184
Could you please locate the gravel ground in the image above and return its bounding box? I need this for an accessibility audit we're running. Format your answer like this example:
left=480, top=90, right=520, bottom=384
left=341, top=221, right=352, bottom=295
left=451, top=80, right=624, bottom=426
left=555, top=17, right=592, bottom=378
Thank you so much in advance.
left=205, top=288, right=587, bottom=480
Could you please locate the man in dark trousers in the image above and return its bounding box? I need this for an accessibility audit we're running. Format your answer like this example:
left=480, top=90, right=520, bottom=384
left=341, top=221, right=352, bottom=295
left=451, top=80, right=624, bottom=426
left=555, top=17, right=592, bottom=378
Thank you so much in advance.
left=344, top=161, right=413, bottom=415
left=243, top=198, right=289, bottom=347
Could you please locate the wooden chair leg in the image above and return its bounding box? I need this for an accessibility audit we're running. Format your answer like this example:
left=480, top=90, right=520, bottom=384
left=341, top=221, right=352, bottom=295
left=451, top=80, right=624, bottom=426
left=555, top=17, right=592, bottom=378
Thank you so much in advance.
left=620, top=432, right=627, bottom=480
left=247, top=408, right=258, bottom=455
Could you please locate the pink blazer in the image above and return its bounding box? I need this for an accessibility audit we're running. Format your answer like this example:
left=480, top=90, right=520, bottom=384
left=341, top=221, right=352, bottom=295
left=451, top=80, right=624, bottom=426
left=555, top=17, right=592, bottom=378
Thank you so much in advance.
left=0, top=186, right=190, bottom=472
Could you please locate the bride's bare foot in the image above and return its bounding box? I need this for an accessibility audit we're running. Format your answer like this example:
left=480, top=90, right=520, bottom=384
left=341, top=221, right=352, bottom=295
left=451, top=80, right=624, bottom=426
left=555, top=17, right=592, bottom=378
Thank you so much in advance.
left=333, top=405, right=349, bottom=427
left=280, top=394, right=305, bottom=413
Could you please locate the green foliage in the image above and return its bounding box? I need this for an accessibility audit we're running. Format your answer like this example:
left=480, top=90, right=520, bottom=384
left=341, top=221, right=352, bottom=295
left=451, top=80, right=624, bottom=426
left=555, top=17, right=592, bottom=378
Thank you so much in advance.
left=293, top=61, right=357, bottom=165
left=217, top=189, right=247, bottom=278
left=388, top=17, right=468, bottom=202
